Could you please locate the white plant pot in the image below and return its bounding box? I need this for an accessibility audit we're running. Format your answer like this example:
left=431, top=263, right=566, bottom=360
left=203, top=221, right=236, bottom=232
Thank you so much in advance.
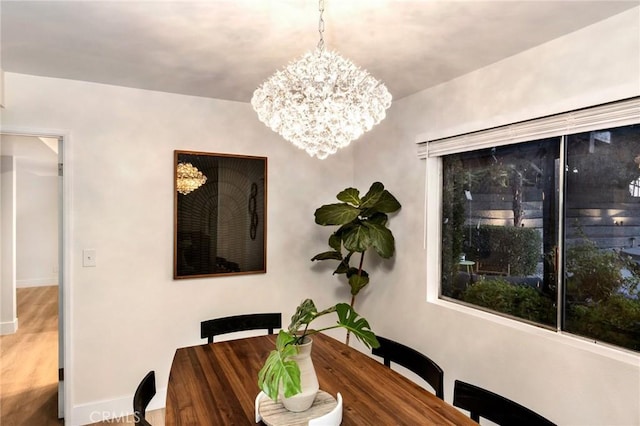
left=280, top=337, right=319, bottom=412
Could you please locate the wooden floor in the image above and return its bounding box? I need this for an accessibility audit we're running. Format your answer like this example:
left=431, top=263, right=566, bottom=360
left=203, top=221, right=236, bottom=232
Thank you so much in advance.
left=0, top=286, right=62, bottom=426
left=1, top=286, right=165, bottom=426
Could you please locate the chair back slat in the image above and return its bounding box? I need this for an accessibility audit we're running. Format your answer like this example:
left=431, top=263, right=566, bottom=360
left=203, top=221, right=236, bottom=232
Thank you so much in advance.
left=453, top=380, right=556, bottom=426
left=133, top=371, right=156, bottom=426
left=201, top=313, right=282, bottom=343
left=372, top=336, right=444, bottom=400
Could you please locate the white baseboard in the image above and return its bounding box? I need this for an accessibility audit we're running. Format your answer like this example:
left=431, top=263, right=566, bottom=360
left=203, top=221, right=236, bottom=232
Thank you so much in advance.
left=69, top=387, right=166, bottom=426
left=16, top=278, right=58, bottom=288
left=0, top=317, right=18, bottom=335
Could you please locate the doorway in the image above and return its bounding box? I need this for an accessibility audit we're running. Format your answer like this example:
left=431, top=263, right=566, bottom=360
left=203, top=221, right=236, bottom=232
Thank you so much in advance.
left=0, top=132, right=64, bottom=423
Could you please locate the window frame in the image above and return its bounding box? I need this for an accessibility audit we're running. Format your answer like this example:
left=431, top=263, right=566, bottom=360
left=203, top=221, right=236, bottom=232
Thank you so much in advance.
left=421, top=97, right=640, bottom=363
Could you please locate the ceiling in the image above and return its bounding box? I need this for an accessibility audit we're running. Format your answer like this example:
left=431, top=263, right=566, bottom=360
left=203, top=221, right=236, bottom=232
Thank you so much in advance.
left=1, top=1, right=638, bottom=103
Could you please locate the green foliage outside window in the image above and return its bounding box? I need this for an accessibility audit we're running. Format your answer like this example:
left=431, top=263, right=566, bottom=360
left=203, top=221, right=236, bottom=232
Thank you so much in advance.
left=565, top=241, right=627, bottom=302
left=463, top=279, right=556, bottom=324
left=567, top=295, right=640, bottom=351
left=441, top=158, right=467, bottom=296
left=565, top=239, right=640, bottom=350
left=461, top=239, right=640, bottom=350
left=464, top=225, right=541, bottom=277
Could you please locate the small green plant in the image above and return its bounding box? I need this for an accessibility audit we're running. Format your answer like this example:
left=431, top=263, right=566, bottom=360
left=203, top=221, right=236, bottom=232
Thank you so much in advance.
left=257, top=299, right=379, bottom=402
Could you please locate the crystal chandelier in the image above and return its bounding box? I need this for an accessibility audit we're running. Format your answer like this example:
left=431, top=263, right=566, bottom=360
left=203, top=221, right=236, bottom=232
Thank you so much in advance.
left=176, top=162, right=207, bottom=195
left=251, top=0, right=392, bottom=160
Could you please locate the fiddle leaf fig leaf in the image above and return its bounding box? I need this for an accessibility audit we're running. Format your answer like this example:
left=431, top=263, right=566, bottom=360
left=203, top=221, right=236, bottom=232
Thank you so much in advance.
left=364, top=222, right=395, bottom=258
left=257, top=330, right=299, bottom=401
left=373, top=190, right=402, bottom=213
left=360, top=182, right=385, bottom=209
left=348, top=271, right=370, bottom=295
left=342, top=223, right=371, bottom=253
left=334, top=260, right=349, bottom=275
left=311, top=251, right=342, bottom=262
left=328, top=233, right=342, bottom=252
left=333, top=252, right=353, bottom=275
left=336, top=188, right=361, bottom=206
left=315, top=203, right=360, bottom=225
left=334, top=303, right=379, bottom=349
left=367, top=212, right=389, bottom=226
left=346, top=267, right=359, bottom=277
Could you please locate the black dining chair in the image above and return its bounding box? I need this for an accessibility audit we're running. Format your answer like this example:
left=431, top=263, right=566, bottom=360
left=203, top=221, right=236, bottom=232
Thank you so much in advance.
left=133, top=371, right=156, bottom=426
left=200, top=312, right=282, bottom=343
left=371, top=336, right=444, bottom=400
left=453, top=380, right=556, bottom=426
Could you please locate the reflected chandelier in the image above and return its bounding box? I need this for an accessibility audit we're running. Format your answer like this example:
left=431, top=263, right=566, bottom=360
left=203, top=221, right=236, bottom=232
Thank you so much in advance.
left=176, top=162, right=207, bottom=195
left=251, top=0, right=392, bottom=160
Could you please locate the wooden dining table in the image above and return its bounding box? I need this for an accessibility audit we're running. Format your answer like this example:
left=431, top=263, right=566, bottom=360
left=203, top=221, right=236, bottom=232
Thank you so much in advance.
left=165, top=333, right=476, bottom=425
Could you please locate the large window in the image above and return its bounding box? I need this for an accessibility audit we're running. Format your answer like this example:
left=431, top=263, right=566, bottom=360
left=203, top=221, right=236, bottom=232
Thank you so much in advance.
left=563, top=126, right=640, bottom=351
left=441, top=138, right=559, bottom=328
left=431, top=99, right=640, bottom=353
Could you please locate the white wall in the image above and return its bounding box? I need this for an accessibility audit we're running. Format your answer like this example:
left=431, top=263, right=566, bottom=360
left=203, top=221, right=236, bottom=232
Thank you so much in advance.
left=0, top=68, right=5, bottom=108
left=2, top=73, right=355, bottom=425
left=0, top=155, right=18, bottom=334
left=16, top=159, right=59, bottom=287
left=354, top=8, right=640, bottom=426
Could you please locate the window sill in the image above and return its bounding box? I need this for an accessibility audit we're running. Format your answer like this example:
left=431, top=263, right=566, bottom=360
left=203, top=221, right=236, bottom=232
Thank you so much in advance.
left=427, top=296, right=640, bottom=366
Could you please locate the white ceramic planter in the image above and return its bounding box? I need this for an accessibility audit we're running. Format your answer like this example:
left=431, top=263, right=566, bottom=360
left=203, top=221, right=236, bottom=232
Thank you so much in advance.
left=280, top=337, right=319, bottom=412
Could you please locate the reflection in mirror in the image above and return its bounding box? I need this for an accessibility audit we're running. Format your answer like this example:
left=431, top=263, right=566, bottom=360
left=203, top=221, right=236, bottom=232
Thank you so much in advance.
left=174, top=151, right=267, bottom=279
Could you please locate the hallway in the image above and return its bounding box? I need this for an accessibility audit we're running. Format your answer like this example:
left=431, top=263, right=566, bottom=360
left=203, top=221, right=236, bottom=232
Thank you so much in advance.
left=0, top=286, right=62, bottom=425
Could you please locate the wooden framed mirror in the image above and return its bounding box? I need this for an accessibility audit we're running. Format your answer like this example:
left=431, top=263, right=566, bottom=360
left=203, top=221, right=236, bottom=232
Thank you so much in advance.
left=174, top=151, right=267, bottom=279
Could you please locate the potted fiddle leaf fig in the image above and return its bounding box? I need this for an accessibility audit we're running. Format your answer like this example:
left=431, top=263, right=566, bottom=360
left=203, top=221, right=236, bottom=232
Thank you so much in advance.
left=312, top=182, right=401, bottom=343
left=257, top=298, right=379, bottom=412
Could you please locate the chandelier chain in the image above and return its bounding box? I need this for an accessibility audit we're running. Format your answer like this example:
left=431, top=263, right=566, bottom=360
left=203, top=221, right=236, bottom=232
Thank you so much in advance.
left=317, top=0, right=325, bottom=52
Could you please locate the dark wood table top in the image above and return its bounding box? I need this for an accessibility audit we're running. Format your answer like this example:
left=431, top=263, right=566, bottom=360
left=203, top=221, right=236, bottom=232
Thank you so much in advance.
left=166, top=333, right=475, bottom=425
